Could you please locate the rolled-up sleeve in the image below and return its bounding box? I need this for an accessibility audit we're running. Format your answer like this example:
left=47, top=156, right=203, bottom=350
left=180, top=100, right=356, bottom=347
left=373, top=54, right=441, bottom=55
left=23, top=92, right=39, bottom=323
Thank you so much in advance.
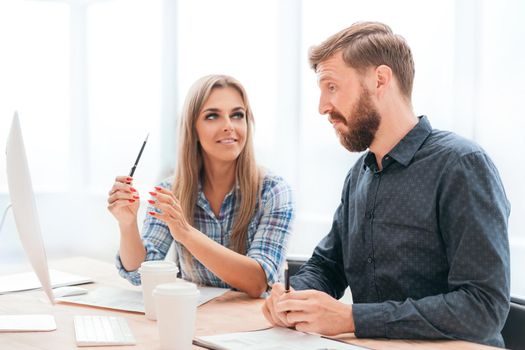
left=246, top=178, right=294, bottom=288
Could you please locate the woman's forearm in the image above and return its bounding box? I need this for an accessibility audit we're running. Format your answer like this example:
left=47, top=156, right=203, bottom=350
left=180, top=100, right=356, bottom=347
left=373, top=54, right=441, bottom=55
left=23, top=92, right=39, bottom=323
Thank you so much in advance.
left=118, top=221, right=146, bottom=272
left=180, top=227, right=268, bottom=297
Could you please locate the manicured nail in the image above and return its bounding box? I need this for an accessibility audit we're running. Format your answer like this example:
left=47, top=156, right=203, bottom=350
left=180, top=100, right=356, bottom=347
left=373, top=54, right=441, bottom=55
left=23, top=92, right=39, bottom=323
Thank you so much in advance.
left=127, top=177, right=133, bottom=181
left=130, top=187, right=136, bottom=192
left=148, top=211, right=156, bottom=216
left=128, top=199, right=135, bottom=203
left=147, top=200, right=155, bottom=205
left=154, top=186, right=162, bottom=191
left=133, top=195, right=140, bottom=199
left=149, top=191, right=157, bottom=196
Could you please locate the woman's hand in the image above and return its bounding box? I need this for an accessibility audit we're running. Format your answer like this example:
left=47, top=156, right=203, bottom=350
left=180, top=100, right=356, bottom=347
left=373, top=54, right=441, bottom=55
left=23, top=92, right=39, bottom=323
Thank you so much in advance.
left=107, top=176, right=140, bottom=226
left=147, top=187, right=193, bottom=243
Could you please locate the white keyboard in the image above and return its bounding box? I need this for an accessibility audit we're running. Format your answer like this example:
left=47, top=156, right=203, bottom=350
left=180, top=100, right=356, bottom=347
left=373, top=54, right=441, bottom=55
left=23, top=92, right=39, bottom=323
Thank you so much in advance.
left=73, top=315, right=136, bottom=347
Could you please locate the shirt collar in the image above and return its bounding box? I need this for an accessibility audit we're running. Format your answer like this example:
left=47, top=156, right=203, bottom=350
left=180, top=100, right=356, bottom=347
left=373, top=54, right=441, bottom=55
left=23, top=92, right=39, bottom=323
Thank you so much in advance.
left=364, top=115, right=432, bottom=170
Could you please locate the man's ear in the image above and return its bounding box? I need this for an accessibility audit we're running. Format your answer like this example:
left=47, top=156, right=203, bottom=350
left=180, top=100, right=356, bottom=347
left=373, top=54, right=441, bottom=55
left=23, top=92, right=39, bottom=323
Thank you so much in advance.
left=375, top=65, right=393, bottom=96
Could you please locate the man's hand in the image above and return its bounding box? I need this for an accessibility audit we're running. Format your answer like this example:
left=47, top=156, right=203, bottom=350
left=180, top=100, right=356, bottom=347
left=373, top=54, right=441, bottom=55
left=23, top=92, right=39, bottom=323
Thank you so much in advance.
left=276, top=289, right=355, bottom=336
left=262, top=283, right=295, bottom=328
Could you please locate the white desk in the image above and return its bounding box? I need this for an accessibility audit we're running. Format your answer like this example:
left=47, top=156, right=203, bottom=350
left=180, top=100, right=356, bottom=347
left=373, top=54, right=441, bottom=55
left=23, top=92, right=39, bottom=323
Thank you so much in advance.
left=0, top=257, right=499, bottom=349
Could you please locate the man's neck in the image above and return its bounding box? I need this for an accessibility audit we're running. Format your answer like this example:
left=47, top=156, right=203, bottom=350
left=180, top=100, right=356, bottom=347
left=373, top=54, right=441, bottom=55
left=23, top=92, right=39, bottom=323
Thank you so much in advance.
left=369, top=102, right=418, bottom=170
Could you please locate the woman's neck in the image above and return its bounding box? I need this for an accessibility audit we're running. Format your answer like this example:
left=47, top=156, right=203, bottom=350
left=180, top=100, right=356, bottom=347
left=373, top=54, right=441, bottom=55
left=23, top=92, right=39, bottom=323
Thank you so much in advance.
left=202, top=157, right=237, bottom=198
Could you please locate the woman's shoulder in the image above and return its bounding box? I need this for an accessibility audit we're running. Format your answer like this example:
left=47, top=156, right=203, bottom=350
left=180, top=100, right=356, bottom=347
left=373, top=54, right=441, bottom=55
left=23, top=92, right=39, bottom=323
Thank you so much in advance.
left=260, top=170, right=293, bottom=203
left=156, top=176, right=174, bottom=190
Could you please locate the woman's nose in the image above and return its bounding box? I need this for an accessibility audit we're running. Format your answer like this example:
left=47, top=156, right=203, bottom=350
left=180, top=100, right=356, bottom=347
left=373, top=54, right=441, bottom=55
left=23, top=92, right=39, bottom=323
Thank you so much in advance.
left=223, top=117, right=234, bottom=132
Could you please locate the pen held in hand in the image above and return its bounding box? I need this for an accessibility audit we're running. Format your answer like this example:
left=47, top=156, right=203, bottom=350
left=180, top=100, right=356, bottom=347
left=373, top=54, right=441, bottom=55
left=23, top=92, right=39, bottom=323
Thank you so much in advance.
left=284, top=261, right=290, bottom=293
left=129, top=133, right=149, bottom=177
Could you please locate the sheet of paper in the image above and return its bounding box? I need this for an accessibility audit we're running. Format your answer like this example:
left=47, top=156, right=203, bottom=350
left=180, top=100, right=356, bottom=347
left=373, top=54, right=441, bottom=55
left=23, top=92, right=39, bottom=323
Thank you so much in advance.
left=56, top=285, right=229, bottom=313
left=0, top=269, right=93, bottom=294
left=194, top=327, right=369, bottom=350
left=0, top=315, right=57, bottom=332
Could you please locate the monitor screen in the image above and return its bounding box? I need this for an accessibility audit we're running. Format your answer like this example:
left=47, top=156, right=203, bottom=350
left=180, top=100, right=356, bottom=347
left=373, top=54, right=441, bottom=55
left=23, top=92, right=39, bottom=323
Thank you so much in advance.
left=5, top=112, right=55, bottom=304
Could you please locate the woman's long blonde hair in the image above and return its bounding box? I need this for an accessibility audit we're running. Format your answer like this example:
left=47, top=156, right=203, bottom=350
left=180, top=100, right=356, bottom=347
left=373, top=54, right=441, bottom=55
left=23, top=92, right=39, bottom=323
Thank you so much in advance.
left=173, top=75, right=262, bottom=280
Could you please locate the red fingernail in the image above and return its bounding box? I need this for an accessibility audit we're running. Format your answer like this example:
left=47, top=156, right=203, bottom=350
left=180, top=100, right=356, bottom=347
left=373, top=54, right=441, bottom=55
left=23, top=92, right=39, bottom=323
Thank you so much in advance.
left=129, top=199, right=135, bottom=203
left=155, top=186, right=162, bottom=191
left=149, top=191, right=157, bottom=196
left=130, top=187, right=136, bottom=192
left=148, top=200, right=155, bottom=204
left=127, top=177, right=133, bottom=181
left=148, top=211, right=156, bottom=216
left=133, top=195, right=140, bottom=199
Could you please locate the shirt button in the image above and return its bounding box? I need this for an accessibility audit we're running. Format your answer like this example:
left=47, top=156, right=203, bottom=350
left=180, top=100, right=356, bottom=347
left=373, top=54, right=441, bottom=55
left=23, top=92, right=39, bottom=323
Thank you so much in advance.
left=367, top=256, right=373, bottom=263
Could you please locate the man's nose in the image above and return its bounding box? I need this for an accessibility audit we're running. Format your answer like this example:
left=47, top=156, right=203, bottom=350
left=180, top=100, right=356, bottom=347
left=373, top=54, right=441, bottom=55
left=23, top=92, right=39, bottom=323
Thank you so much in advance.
left=319, top=97, right=332, bottom=116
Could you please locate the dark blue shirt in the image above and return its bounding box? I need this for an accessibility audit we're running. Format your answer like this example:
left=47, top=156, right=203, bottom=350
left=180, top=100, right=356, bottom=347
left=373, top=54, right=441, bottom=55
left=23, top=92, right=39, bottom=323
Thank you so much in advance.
left=291, top=116, right=510, bottom=347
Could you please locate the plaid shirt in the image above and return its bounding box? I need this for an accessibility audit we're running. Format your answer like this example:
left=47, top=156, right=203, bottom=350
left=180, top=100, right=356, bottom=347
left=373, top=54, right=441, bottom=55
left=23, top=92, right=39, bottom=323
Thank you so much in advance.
left=116, top=172, right=294, bottom=291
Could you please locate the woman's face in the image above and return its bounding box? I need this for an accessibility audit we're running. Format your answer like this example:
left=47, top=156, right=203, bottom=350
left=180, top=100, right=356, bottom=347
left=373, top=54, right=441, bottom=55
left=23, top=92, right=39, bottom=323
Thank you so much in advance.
left=195, top=86, right=248, bottom=164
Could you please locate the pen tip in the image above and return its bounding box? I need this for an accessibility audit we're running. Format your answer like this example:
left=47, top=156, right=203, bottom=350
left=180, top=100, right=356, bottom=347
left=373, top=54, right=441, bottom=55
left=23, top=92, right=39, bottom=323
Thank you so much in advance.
left=145, top=133, right=149, bottom=142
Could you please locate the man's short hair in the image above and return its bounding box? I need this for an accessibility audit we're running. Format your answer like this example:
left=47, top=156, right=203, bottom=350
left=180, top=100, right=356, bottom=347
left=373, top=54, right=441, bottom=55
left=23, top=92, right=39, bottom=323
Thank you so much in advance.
left=309, top=21, right=415, bottom=100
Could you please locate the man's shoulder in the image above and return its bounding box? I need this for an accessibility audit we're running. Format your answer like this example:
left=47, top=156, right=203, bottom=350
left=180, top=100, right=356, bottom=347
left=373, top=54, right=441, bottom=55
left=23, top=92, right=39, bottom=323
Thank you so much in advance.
left=423, top=129, right=486, bottom=161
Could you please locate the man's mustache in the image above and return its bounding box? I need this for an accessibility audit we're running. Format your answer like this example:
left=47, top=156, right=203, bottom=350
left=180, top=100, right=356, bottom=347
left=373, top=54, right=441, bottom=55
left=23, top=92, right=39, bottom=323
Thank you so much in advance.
left=329, top=111, right=347, bottom=126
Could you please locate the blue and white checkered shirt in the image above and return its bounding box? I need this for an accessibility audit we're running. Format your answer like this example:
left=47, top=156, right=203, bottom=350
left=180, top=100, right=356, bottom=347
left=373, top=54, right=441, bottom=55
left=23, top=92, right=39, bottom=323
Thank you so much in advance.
left=116, top=172, right=294, bottom=291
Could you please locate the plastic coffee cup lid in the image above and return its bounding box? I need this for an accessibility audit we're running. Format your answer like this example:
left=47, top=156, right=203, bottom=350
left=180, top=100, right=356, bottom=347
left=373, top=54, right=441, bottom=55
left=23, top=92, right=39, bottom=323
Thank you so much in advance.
left=153, top=282, right=199, bottom=296
left=138, top=260, right=179, bottom=274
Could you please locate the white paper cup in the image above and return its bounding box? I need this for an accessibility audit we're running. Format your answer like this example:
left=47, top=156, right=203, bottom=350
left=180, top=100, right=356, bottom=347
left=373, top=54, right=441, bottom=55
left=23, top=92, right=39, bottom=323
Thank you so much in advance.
left=138, top=260, right=179, bottom=320
left=153, top=282, right=200, bottom=350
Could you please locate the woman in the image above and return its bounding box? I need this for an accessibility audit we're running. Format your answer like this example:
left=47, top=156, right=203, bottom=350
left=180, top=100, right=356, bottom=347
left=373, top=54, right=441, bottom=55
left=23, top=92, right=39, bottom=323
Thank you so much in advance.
left=107, top=75, right=294, bottom=297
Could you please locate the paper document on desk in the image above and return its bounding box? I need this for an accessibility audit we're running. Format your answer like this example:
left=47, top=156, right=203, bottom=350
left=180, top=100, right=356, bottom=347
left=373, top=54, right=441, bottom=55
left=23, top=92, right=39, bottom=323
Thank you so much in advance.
left=194, top=327, right=370, bottom=350
left=0, top=269, right=93, bottom=294
left=56, top=285, right=228, bottom=313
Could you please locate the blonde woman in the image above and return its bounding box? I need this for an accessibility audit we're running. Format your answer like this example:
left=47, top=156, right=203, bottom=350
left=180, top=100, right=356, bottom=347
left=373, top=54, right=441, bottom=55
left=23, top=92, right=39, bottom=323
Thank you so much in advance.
left=107, top=75, right=294, bottom=297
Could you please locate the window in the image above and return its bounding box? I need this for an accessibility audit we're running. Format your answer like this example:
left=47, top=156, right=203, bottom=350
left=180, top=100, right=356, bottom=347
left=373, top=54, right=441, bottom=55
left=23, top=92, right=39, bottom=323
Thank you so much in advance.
left=1, top=0, right=523, bottom=295
left=0, top=1, right=69, bottom=192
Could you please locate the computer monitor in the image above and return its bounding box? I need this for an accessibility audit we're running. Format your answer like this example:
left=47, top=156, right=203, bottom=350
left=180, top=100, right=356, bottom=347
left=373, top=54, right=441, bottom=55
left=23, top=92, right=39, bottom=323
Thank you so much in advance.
left=5, top=112, right=55, bottom=305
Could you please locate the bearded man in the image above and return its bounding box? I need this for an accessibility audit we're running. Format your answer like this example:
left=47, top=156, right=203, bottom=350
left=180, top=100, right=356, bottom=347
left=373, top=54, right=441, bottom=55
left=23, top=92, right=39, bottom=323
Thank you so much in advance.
left=262, top=21, right=510, bottom=348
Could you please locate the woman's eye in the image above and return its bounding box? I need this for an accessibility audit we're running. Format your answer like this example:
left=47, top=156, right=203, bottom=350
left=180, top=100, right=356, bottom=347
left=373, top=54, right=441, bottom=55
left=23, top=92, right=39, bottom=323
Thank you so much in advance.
left=231, top=112, right=245, bottom=119
left=204, top=113, right=218, bottom=120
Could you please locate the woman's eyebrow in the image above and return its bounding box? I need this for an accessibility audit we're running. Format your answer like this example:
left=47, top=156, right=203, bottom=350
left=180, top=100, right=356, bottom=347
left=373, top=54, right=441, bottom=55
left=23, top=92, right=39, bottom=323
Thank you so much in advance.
left=201, top=108, right=221, bottom=114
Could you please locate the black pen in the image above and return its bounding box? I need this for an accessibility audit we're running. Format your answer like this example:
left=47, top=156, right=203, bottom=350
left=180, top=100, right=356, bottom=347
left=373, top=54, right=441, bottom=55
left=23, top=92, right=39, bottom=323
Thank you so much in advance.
left=284, top=261, right=290, bottom=293
left=129, top=133, right=149, bottom=177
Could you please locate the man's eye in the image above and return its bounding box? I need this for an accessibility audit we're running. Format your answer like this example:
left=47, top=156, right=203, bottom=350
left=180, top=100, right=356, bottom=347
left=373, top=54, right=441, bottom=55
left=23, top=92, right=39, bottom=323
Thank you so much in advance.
left=328, top=84, right=336, bottom=92
left=231, top=112, right=245, bottom=119
left=205, top=113, right=218, bottom=120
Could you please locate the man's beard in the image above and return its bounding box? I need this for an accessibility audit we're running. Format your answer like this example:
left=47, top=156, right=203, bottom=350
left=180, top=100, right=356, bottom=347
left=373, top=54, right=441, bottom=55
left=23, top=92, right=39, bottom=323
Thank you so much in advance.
left=330, top=88, right=381, bottom=152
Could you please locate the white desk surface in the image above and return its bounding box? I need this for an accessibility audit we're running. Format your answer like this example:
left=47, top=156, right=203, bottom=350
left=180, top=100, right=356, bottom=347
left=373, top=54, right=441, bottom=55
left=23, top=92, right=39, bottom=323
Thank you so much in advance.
left=0, top=257, right=499, bottom=349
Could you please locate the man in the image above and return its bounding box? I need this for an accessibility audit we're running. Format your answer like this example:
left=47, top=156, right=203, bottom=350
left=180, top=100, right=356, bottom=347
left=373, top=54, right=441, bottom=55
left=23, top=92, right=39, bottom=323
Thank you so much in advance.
left=262, top=22, right=510, bottom=347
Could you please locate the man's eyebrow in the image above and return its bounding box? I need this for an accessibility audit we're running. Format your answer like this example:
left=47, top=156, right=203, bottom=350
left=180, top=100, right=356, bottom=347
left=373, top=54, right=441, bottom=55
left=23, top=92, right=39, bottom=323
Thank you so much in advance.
left=318, top=75, right=336, bottom=85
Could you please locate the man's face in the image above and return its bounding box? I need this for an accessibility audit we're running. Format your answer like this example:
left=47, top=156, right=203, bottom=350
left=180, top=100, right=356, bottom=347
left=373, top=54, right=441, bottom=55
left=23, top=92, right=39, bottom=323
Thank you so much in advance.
left=316, top=52, right=381, bottom=152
